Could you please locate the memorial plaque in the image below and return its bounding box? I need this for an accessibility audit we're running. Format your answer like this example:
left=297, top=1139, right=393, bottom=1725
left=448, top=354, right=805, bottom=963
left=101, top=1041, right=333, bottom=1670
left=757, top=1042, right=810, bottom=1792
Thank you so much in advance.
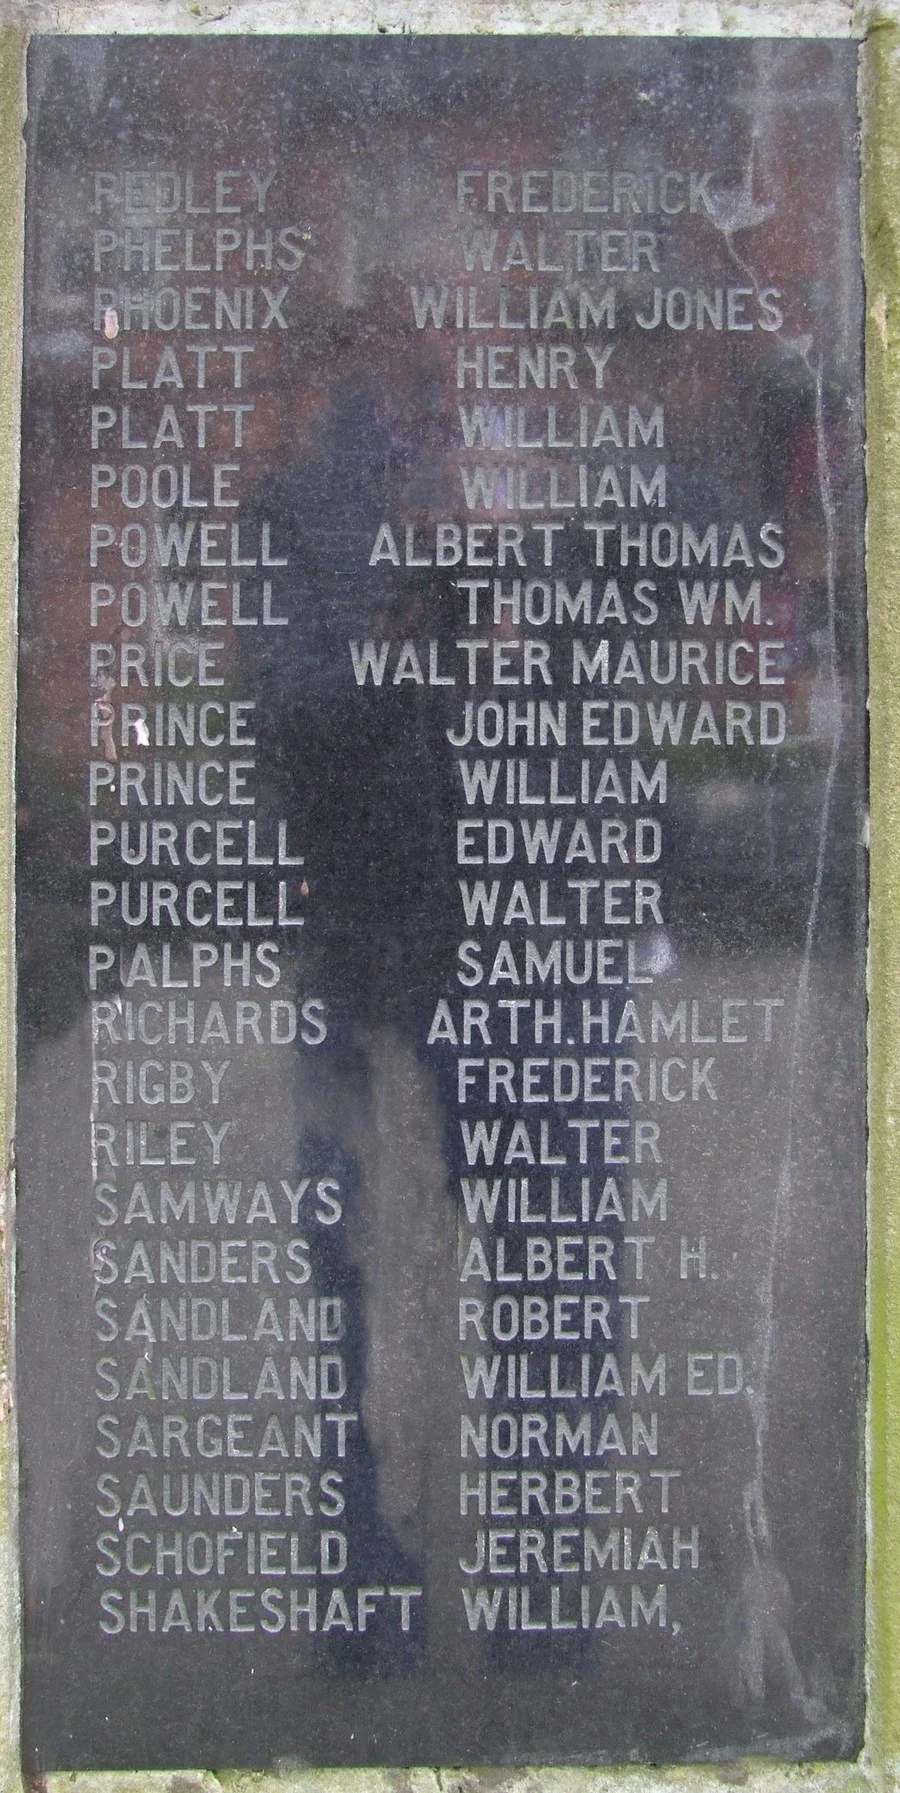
left=15, top=36, right=866, bottom=1771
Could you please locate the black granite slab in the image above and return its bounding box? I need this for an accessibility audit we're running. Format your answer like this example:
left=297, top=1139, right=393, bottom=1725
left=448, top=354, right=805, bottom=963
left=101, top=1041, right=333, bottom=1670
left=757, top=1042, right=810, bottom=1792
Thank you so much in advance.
left=15, top=35, right=866, bottom=1770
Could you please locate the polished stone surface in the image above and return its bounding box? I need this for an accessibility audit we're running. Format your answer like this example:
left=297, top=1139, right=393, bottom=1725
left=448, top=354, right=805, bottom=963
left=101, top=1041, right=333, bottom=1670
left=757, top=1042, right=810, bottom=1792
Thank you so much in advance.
left=15, top=35, right=866, bottom=1770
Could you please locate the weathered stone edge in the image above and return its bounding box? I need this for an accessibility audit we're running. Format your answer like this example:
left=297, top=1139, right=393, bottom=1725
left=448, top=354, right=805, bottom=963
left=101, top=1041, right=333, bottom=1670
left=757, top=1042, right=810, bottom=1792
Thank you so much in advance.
left=0, top=24, right=21, bottom=1793
left=0, top=1, right=871, bottom=39
left=859, top=13, right=900, bottom=1793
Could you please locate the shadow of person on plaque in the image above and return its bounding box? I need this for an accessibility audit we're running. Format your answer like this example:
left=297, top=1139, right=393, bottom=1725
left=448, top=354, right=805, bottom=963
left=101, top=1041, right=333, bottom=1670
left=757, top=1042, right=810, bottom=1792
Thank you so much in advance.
left=238, top=368, right=464, bottom=1677
left=236, top=364, right=656, bottom=1685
